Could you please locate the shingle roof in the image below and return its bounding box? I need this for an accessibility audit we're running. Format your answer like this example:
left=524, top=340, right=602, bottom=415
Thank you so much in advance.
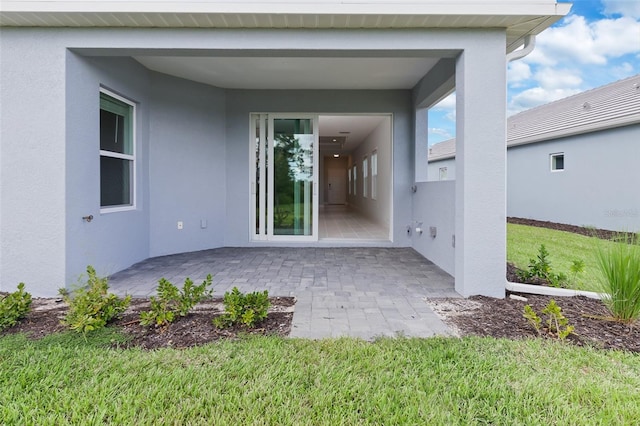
left=428, top=138, right=456, bottom=161
left=428, top=74, right=640, bottom=161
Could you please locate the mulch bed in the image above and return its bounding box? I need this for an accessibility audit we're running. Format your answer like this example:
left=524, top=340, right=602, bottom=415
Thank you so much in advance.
left=431, top=293, right=640, bottom=353
left=1, top=296, right=295, bottom=350
left=508, top=217, right=624, bottom=240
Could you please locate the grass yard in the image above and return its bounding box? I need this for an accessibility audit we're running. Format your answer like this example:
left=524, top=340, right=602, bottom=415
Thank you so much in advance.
left=2, top=331, right=640, bottom=425
left=507, top=223, right=623, bottom=291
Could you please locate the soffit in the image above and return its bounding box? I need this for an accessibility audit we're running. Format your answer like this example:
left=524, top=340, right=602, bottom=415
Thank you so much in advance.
left=135, top=56, right=440, bottom=89
left=0, top=1, right=571, bottom=52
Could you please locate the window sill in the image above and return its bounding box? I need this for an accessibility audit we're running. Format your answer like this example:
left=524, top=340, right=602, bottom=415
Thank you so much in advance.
left=100, top=205, right=136, bottom=214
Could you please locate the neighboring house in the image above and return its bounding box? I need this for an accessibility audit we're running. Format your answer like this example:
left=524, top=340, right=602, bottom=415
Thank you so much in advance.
left=428, top=74, right=640, bottom=232
left=0, top=1, right=569, bottom=297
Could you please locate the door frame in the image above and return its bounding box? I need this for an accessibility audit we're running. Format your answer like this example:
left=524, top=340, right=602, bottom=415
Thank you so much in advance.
left=249, top=113, right=319, bottom=242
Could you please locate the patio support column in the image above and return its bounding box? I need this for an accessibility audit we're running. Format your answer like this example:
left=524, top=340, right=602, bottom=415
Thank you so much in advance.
left=454, top=32, right=507, bottom=298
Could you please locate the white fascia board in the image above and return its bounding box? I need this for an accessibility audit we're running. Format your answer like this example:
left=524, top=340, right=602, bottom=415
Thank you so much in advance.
left=0, top=1, right=572, bottom=17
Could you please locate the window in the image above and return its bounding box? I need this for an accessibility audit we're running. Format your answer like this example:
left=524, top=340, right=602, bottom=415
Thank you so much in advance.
left=371, top=150, right=378, bottom=200
left=353, top=165, right=357, bottom=196
left=550, top=153, right=564, bottom=172
left=363, top=156, right=368, bottom=198
left=100, top=90, right=135, bottom=210
left=348, top=165, right=352, bottom=195
left=439, top=167, right=448, bottom=181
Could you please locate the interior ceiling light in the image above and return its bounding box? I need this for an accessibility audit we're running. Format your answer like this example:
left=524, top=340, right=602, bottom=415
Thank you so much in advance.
left=333, top=154, right=340, bottom=158
left=339, top=131, right=351, bottom=134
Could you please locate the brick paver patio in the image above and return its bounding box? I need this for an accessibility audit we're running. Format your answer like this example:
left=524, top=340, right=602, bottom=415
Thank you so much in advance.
left=108, top=247, right=460, bottom=340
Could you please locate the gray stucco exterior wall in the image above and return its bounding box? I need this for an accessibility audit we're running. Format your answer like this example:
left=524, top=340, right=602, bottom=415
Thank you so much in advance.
left=224, top=90, right=412, bottom=246
left=65, top=55, right=151, bottom=286
left=148, top=73, right=227, bottom=257
left=1, top=26, right=509, bottom=298
left=508, top=125, right=640, bottom=232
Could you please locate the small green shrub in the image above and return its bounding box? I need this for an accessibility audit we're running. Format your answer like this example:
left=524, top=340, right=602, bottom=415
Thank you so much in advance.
left=523, top=299, right=574, bottom=340
left=594, top=233, right=640, bottom=324
left=516, top=244, right=571, bottom=288
left=0, top=283, right=33, bottom=331
left=61, top=266, right=131, bottom=334
left=140, top=275, right=213, bottom=327
left=213, top=287, right=270, bottom=328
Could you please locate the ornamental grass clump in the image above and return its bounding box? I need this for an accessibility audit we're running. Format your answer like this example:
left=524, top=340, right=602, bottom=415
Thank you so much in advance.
left=594, top=233, right=640, bottom=324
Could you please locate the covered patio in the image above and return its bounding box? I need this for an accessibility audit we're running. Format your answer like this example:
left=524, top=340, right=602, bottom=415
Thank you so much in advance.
left=108, top=247, right=458, bottom=339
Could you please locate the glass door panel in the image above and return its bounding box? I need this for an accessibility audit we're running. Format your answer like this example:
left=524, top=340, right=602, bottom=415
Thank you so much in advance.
left=251, top=114, right=317, bottom=241
left=272, top=118, right=314, bottom=236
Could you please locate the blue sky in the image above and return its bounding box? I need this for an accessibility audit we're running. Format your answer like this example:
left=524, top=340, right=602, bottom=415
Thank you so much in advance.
left=428, top=0, right=640, bottom=145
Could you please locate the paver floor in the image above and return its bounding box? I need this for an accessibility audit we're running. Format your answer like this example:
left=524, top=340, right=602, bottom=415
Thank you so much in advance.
left=108, top=247, right=460, bottom=340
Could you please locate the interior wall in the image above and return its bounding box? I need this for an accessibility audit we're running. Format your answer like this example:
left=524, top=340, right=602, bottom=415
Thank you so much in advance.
left=348, top=117, right=392, bottom=228
left=65, top=54, right=151, bottom=287
left=322, top=156, right=349, bottom=205
left=148, top=72, right=227, bottom=256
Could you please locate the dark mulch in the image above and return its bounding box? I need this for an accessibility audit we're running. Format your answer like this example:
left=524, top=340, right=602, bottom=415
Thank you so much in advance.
left=1, top=296, right=295, bottom=350
left=507, top=217, right=624, bottom=240
left=442, top=293, right=640, bottom=353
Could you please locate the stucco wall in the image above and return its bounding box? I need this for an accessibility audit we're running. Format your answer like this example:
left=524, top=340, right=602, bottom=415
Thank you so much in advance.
left=148, top=73, right=227, bottom=256
left=224, top=90, right=413, bottom=246
left=1, top=30, right=68, bottom=295
left=65, top=54, right=151, bottom=287
left=348, top=117, right=392, bottom=228
left=427, top=158, right=456, bottom=182
left=411, top=181, right=456, bottom=276
left=508, top=125, right=640, bottom=232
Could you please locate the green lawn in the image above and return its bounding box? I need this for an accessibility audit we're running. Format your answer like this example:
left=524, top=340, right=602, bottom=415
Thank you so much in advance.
left=1, top=331, right=640, bottom=424
left=507, top=223, right=623, bottom=291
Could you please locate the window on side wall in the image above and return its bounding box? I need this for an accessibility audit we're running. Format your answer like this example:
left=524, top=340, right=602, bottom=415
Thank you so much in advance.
left=353, top=165, right=357, bottom=196
left=363, top=156, right=368, bottom=198
left=371, top=150, right=378, bottom=200
left=550, top=153, right=564, bottom=172
left=439, top=167, right=448, bottom=181
left=100, top=89, right=135, bottom=211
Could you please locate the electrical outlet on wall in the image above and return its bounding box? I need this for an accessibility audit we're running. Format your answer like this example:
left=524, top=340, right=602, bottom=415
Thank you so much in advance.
left=177, top=221, right=183, bottom=230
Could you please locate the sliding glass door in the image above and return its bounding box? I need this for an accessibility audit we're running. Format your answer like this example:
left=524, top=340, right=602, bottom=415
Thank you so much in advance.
left=251, top=114, right=318, bottom=241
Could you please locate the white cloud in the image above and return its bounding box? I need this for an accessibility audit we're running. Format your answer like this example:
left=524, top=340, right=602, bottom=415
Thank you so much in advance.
left=603, top=0, right=640, bottom=19
left=611, top=61, right=636, bottom=79
left=428, top=127, right=452, bottom=139
left=533, top=67, right=582, bottom=90
left=508, top=87, right=581, bottom=116
left=525, top=15, right=640, bottom=66
left=508, top=61, right=532, bottom=86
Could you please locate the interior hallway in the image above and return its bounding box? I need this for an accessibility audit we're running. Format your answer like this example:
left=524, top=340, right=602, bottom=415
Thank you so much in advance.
left=319, top=204, right=389, bottom=240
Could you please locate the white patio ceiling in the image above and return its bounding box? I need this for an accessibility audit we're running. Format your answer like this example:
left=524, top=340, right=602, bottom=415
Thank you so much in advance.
left=135, top=56, right=441, bottom=90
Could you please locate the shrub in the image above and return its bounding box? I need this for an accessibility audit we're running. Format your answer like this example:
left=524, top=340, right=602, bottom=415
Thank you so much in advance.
left=516, top=244, right=570, bottom=288
left=0, top=283, right=32, bottom=331
left=213, top=287, right=270, bottom=328
left=594, top=234, right=640, bottom=324
left=61, top=266, right=131, bottom=334
left=140, top=275, right=213, bottom=327
left=523, top=300, right=574, bottom=340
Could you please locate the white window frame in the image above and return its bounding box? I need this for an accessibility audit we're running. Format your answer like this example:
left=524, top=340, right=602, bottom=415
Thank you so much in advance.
left=99, top=88, right=136, bottom=213
left=371, top=150, right=378, bottom=200
left=550, top=152, right=564, bottom=172
left=353, top=164, right=357, bottom=196
left=439, top=166, right=448, bottom=181
left=363, top=155, right=369, bottom=198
